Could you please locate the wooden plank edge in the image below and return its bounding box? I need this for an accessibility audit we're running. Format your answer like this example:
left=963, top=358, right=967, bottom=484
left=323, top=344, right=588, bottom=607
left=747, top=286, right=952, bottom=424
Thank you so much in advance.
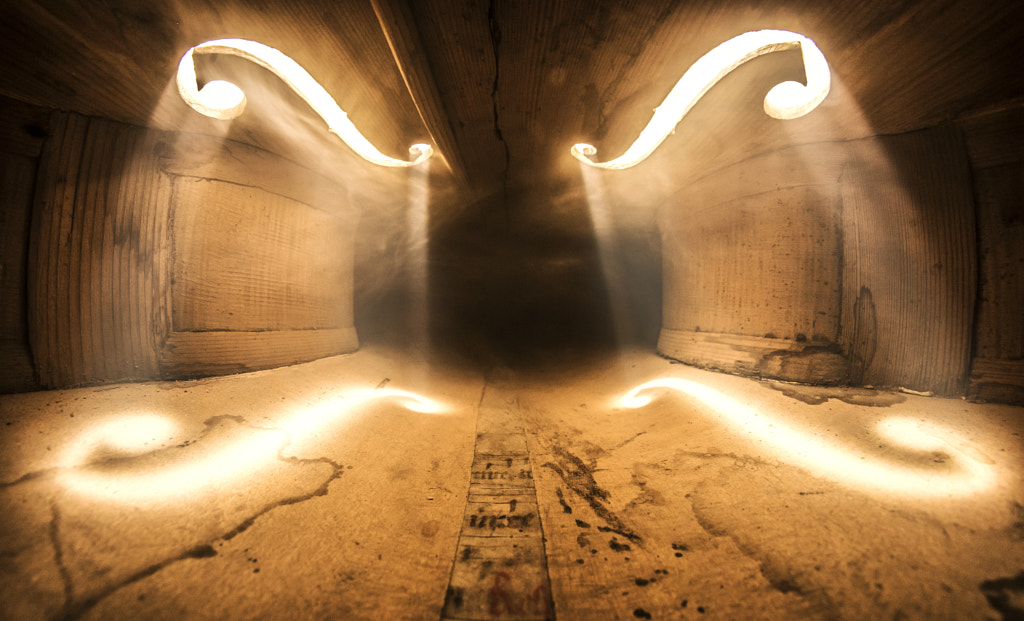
left=658, top=328, right=849, bottom=386
left=159, top=327, right=359, bottom=380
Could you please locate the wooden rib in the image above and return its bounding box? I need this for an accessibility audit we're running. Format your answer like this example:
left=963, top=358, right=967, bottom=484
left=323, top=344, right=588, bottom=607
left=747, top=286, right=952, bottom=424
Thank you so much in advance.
left=371, top=0, right=468, bottom=186
left=28, top=114, right=171, bottom=387
left=158, top=328, right=358, bottom=379
left=839, top=125, right=975, bottom=395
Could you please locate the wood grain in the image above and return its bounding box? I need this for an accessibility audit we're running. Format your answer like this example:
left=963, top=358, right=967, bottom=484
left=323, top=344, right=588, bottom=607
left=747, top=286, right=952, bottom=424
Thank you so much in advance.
left=661, top=182, right=842, bottom=344
left=24, top=109, right=361, bottom=388
left=27, top=113, right=172, bottom=388
left=170, top=177, right=354, bottom=333
left=371, top=0, right=469, bottom=186
left=962, top=103, right=1024, bottom=404
left=839, top=124, right=976, bottom=395
left=658, top=329, right=849, bottom=385
left=158, top=328, right=357, bottom=379
left=0, top=96, right=50, bottom=392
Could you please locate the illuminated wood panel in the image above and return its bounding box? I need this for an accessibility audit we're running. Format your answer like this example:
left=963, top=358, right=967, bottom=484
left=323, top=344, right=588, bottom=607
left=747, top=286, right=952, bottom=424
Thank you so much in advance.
left=159, top=131, right=359, bottom=378
left=25, top=111, right=359, bottom=388
left=660, top=126, right=978, bottom=395
left=659, top=143, right=846, bottom=384
left=839, top=124, right=976, bottom=395
left=170, top=178, right=353, bottom=333
left=27, top=113, right=172, bottom=388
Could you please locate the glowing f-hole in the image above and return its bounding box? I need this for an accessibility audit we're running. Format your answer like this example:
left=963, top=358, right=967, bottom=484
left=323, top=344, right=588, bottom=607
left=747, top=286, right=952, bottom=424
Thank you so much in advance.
left=177, top=38, right=433, bottom=168
left=572, top=29, right=830, bottom=170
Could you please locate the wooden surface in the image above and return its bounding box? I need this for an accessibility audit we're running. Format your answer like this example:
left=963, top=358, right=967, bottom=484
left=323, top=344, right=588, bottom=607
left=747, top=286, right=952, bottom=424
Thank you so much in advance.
left=660, top=182, right=842, bottom=342
left=1, top=2, right=1022, bottom=400
left=658, top=329, right=849, bottom=385
left=2, top=346, right=1023, bottom=618
left=371, top=0, right=469, bottom=186
left=0, top=97, right=49, bottom=392
left=442, top=377, right=553, bottom=620
left=962, top=103, right=1024, bottom=403
left=0, top=0, right=427, bottom=194
left=658, top=142, right=846, bottom=384
left=159, top=328, right=358, bottom=379
left=22, top=108, right=361, bottom=389
left=170, top=177, right=354, bottom=333
left=659, top=125, right=979, bottom=396
left=163, top=143, right=360, bottom=378
left=839, top=124, right=976, bottom=395
left=28, top=113, right=172, bottom=388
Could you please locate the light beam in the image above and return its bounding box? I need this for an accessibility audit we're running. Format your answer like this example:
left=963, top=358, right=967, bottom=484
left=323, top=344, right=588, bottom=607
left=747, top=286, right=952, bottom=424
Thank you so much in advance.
left=572, top=29, right=830, bottom=170
left=58, top=387, right=444, bottom=503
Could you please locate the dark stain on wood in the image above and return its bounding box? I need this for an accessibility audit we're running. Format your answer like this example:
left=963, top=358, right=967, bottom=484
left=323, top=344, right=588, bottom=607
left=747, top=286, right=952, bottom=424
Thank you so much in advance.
left=543, top=445, right=642, bottom=545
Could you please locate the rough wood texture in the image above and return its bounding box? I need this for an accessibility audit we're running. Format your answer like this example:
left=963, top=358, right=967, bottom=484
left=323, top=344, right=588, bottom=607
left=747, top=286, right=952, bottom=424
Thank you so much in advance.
left=371, top=0, right=469, bottom=187
left=169, top=177, right=354, bottom=333
left=0, top=0, right=426, bottom=194
left=159, top=328, right=358, bottom=379
left=23, top=109, right=360, bottom=388
left=28, top=113, right=172, bottom=388
left=962, top=102, right=1024, bottom=403
left=0, top=97, right=50, bottom=392
left=660, top=126, right=978, bottom=395
left=839, top=124, right=976, bottom=395
left=161, top=163, right=358, bottom=378
left=442, top=378, right=553, bottom=620
left=661, top=183, right=842, bottom=342
left=658, top=147, right=845, bottom=384
left=659, top=329, right=849, bottom=385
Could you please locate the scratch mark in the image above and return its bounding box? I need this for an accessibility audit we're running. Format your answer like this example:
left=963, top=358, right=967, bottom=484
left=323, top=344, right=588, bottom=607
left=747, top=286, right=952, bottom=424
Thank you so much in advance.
left=49, top=502, right=74, bottom=610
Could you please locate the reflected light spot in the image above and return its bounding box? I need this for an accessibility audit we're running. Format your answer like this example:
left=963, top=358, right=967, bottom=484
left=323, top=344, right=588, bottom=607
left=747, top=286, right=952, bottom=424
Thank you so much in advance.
left=58, top=413, right=181, bottom=470
left=572, top=29, right=830, bottom=170
left=620, top=378, right=997, bottom=498
left=177, top=38, right=433, bottom=167
left=58, top=387, right=445, bottom=503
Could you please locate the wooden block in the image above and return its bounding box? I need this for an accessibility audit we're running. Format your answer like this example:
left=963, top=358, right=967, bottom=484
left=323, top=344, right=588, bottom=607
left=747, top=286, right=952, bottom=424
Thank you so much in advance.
left=156, top=132, right=354, bottom=215
left=962, top=104, right=1024, bottom=392
left=27, top=113, right=171, bottom=388
left=968, top=358, right=1024, bottom=405
left=660, top=176, right=843, bottom=345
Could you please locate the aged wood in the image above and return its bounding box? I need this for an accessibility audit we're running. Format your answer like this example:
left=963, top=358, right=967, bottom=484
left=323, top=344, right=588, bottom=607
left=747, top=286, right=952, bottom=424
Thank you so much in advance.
left=27, top=113, right=172, bottom=388
left=442, top=379, right=553, bottom=620
left=659, top=329, right=849, bottom=385
left=163, top=169, right=359, bottom=377
left=169, top=177, right=354, bottom=333
left=22, top=109, right=361, bottom=389
left=962, top=102, right=1024, bottom=404
left=0, top=97, right=50, bottom=392
left=839, top=124, right=976, bottom=395
left=156, top=132, right=354, bottom=215
left=660, top=125, right=979, bottom=395
left=658, top=147, right=846, bottom=383
left=158, top=328, right=357, bottom=378
left=661, top=183, right=843, bottom=343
